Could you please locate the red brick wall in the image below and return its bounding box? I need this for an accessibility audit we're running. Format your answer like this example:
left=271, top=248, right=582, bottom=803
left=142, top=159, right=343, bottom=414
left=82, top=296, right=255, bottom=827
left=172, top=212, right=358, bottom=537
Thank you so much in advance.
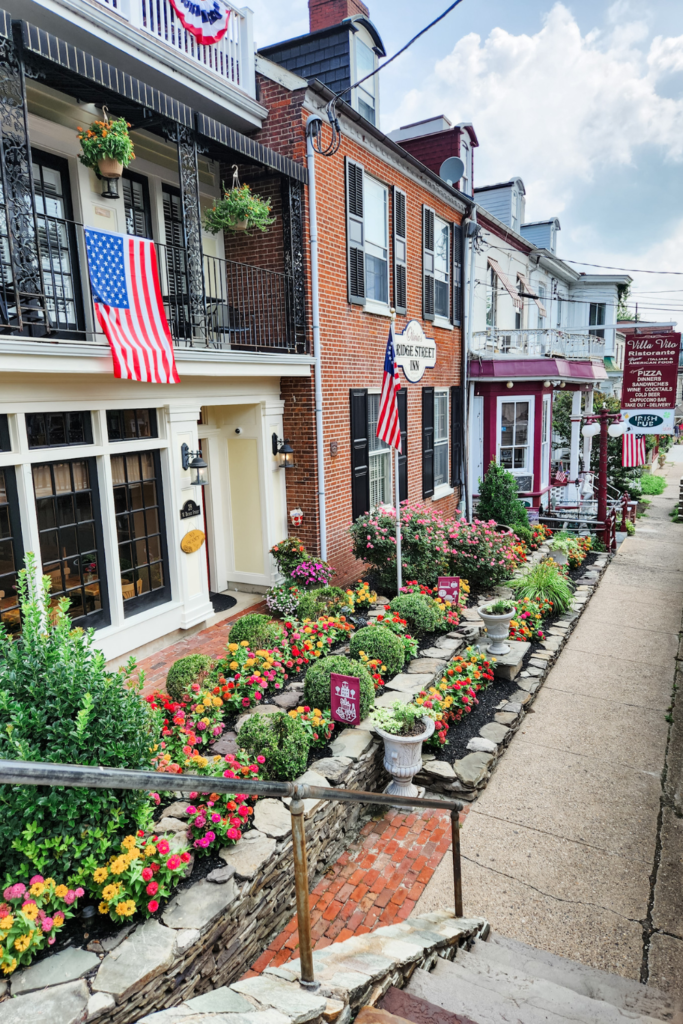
left=397, top=128, right=462, bottom=178
left=220, top=170, right=284, bottom=274
left=254, top=76, right=308, bottom=164
left=281, top=375, right=320, bottom=555
left=308, top=0, right=369, bottom=32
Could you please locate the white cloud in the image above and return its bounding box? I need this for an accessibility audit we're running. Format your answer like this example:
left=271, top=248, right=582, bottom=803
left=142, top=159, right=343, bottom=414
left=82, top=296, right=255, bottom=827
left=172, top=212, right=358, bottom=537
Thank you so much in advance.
left=383, top=3, right=683, bottom=222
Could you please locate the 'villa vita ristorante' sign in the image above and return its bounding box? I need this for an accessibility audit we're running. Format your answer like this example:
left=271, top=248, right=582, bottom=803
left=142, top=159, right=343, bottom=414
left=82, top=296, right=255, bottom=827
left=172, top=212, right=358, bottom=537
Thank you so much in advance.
left=395, top=320, right=437, bottom=383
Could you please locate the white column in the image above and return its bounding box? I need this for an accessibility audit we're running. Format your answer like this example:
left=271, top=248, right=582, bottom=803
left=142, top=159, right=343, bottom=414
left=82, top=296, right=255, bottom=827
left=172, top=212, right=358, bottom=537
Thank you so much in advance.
left=568, top=389, right=582, bottom=501
left=241, top=7, right=256, bottom=99
left=583, top=389, right=594, bottom=474
left=166, top=407, right=214, bottom=629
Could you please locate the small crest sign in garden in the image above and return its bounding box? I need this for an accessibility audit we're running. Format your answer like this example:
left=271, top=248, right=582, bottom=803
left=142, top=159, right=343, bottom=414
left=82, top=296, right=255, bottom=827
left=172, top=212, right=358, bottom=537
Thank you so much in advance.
left=437, top=576, right=460, bottom=604
left=330, top=673, right=361, bottom=726
left=168, top=0, right=231, bottom=44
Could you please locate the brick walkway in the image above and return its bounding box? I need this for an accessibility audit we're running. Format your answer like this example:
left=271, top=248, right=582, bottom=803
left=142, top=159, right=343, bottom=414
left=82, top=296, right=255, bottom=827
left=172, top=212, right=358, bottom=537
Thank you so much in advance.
left=244, top=804, right=470, bottom=978
left=132, top=601, right=266, bottom=697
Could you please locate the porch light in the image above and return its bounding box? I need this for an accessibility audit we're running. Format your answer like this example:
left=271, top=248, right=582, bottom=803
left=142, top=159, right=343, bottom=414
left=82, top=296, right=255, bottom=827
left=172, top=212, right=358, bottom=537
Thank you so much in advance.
left=100, top=177, right=119, bottom=200
left=181, top=443, right=208, bottom=486
left=608, top=422, right=626, bottom=438
left=582, top=423, right=601, bottom=437
left=272, top=433, right=295, bottom=470
left=506, top=381, right=514, bottom=388
left=543, top=381, right=551, bottom=388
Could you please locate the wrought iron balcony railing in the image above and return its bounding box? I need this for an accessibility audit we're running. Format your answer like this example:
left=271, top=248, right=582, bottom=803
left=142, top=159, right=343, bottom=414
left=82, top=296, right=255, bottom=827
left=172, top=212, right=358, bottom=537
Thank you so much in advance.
left=471, top=328, right=606, bottom=361
left=0, top=214, right=307, bottom=355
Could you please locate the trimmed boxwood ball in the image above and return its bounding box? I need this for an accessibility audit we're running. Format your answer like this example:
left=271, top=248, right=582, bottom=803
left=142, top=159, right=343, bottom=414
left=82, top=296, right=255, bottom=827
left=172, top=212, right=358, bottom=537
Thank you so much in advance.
left=304, top=655, right=374, bottom=721
left=166, top=653, right=212, bottom=702
left=238, top=711, right=309, bottom=780
left=229, top=612, right=272, bottom=646
left=389, top=593, right=444, bottom=634
left=350, top=625, right=405, bottom=677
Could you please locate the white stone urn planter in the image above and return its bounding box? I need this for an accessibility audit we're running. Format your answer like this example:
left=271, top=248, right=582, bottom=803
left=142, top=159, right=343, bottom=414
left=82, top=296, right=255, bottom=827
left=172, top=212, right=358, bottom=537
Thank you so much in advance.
left=547, top=547, right=569, bottom=565
left=478, top=603, right=516, bottom=656
left=375, top=716, right=435, bottom=798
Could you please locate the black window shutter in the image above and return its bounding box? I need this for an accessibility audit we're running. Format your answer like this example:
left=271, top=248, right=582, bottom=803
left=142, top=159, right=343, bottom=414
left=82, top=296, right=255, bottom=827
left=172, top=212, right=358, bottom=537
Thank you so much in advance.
left=122, top=172, right=152, bottom=238
left=350, top=389, right=370, bottom=519
left=450, top=385, right=463, bottom=489
left=422, top=386, right=434, bottom=498
left=393, top=187, right=407, bottom=315
left=346, top=157, right=366, bottom=305
left=397, top=388, right=408, bottom=503
left=423, top=206, right=435, bottom=322
left=452, top=221, right=463, bottom=327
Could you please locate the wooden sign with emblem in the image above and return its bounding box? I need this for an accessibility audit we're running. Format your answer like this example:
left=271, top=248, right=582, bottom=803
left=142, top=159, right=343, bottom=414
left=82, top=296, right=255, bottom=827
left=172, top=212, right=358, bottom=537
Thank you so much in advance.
left=180, top=529, right=205, bottom=554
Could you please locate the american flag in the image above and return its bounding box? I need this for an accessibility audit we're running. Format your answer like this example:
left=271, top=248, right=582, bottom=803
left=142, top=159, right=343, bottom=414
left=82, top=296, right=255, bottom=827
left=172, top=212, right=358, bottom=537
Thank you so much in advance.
left=376, top=325, right=402, bottom=451
left=84, top=228, right=179, bottom=384
left=622, top=432, right=646, bottom=467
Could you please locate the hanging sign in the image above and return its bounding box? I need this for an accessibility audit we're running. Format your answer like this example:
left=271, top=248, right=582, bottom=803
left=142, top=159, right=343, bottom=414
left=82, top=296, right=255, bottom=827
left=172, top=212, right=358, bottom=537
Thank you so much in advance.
left=622, top=333, right=681, bottom=411
left=620, top=408, right=676, bottom=435
left=394, top=320, right=437, bottom=383
left=330, top=673, right=361, bottom=726
left=168, top=0, right=231, bottom=45
left=180, top=529, right=205, bottom=554
left=437, top=576, right=460, bottom=605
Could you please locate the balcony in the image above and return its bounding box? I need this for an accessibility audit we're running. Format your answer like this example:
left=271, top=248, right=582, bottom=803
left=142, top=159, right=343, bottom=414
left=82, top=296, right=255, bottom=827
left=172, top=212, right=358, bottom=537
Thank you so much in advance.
left=89, top=0, right=255, bottom=97
left=471, top=328, right=605, bottom=361
left=0, top=215, right=306, bottom=355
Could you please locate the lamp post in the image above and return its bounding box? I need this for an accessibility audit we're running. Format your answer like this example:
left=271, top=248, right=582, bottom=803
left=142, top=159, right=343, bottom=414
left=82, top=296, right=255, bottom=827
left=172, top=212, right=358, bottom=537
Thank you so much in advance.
left=581, top=407, right=622, bottom=549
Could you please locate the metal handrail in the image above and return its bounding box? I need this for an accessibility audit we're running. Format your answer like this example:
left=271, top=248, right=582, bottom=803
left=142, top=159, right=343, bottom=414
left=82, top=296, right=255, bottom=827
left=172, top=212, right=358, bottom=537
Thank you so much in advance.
left=0, top=759, right=463, bottom=989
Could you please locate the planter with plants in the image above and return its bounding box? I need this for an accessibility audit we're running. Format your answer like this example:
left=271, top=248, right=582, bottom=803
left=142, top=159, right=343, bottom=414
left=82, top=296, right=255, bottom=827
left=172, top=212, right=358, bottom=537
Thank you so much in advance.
left=204, top=171, right=275, bottom=235
left=477, top=599, right=517, bottom=655
left=77, top=109, right=134, bottom=179
left=371, top=701, right=435, bottom=798
left=506, top=559, right=575, bottom=614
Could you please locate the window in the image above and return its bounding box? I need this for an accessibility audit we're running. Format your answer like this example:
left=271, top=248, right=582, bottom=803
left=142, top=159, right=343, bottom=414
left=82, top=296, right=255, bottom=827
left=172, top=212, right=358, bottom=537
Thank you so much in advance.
left=434, top=217, right=450, bottom=320
left=0, top=468, right=23, bottom=635
left=32, top=459, right=108, bottom=628
left=511, top=189, right=520, bottom=232
left=486, top=265, right=497, bottom=327
left=364, top=178, right=388, bottom=303
left=541, top=395, right=551, bottom=489
left=556, top=296, right=563, bottom=328
left=368, top=394, right=392, bottom=508
left=26, top=412, right=92, bottom=449
left=355, top=38, right=377, bottom=124
left=162, top=184, right=190, bottom=342
left=107, top=409, right=157, bottom=442
left=122, top=171, right=152, bottom=239
left=499, top=399, right=533, bottom=490
left=112, top=451, right=169, bottom=615
left=434, top=390, right=449, bottom=487
left=589, top=302, right=606, bottom=339
left=0, top=415, right=10, bottom=452
left=537, top=285, right=546, bottom=329
left=460, top=140, right=470, bottom=196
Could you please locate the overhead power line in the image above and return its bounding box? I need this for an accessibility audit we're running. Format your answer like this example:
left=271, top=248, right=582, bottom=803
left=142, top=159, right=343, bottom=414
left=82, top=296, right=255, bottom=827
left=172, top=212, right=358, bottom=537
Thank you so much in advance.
left=561, top=259, right=683, bottom=276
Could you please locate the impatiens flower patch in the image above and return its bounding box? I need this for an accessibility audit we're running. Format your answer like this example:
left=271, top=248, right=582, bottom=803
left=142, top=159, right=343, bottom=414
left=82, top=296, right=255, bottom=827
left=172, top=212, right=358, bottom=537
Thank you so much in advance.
left=0, top=877, right=80, bottom=975
left=416, top=645, right=496, bottom=735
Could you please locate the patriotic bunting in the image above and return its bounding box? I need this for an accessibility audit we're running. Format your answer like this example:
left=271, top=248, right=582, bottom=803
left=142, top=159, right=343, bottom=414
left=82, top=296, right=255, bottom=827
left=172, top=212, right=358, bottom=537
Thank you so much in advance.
left=168, top=0, right=231, bottom=45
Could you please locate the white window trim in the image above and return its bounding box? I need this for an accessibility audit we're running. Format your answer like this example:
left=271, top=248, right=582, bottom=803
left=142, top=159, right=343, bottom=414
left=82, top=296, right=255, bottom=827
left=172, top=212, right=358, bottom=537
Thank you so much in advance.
left=367, top=388, right=394, bottom=509
left=433, top=315, right=453, bottom=331
left=541, top=394, right=551, bottom=490
left=431, top=483, right=454, bottom=502
left=496, top=394, right=535, bottom=485
left=363, top=298, right=392, bottom=317
left=433, top=387, right=449, bottom=493
left=362, top=173, right=390, bottom=308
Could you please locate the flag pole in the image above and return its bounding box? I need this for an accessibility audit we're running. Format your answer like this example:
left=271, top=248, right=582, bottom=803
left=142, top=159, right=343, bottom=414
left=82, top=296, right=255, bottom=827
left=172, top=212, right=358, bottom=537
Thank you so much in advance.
left=391, top=311, right=402, bottom=595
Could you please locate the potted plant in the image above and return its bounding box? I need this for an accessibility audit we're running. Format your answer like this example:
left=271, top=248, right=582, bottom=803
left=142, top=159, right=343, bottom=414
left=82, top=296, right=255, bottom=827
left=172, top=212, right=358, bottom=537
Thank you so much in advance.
left=77, top=108, right=134, bottom=179
left=477, top=598, right=516, bottom=655
left=371, top=701, right=435, bottom=799
left=204, top=182, right=275, bottom=235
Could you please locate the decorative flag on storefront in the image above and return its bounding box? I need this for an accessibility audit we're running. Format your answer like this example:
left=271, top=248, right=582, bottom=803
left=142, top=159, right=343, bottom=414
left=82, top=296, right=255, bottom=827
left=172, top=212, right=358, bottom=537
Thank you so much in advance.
left=168, top=0, right=231, bottom=44
left=84, top=228, right=179, bottom=384
left=376, top=324, right=402, bottom=451
left=622, top=433, right=646, bottom=468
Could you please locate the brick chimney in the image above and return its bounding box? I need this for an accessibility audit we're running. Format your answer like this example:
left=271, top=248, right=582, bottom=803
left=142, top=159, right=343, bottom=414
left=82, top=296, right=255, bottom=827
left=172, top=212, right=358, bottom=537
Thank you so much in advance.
left=309, top=0, right=370, bottom=33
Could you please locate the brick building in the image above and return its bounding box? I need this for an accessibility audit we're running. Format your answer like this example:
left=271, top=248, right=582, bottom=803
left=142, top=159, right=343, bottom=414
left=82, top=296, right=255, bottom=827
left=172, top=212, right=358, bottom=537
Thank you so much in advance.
left=241, top=0, right=473, bottom=584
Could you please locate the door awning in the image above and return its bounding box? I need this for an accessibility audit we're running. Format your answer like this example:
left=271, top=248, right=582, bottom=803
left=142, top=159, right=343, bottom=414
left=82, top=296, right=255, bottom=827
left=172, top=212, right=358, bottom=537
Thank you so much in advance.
left=487, top=258, right=522, bottom=310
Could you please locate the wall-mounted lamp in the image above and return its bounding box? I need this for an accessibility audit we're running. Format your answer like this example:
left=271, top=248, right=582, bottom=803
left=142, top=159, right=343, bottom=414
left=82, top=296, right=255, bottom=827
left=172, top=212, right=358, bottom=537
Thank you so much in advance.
left=506, top=381, right=514, bottom=389
left=543, top=380, right=551, bottom=388
left=181, top=443, right=208, bottom=486
left=99, top=176, right=119, bottom=200
left=272, top=433, right=295, bottom=470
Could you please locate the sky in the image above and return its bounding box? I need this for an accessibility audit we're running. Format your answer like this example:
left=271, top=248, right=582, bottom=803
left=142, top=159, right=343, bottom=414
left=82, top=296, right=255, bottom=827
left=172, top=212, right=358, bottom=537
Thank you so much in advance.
left=250, top=0, right=683, bottom=322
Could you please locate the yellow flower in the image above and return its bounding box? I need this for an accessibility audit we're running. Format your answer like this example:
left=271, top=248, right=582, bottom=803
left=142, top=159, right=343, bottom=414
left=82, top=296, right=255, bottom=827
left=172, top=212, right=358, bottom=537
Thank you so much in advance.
left=144, top=845, right=156, bottom=858
left=102, top=883, right=122, bottom=902
left=288, top=710, right=298, bottom=718
left=115, top=900, right=136, bottom=917
left=1, top=958, right=16, bottom=975
left=229, top=661, right=239, bottom=671
left=93, top=867, right=108, bottom=883
left=29, top=883, right=45, bottom=897
left=121, top=835, right=138, bottom=851
left=14, top=935, right=30, bottom=952
left=44, top=878, right=56, bottom=887
left=125, top=849, right=140, bottom=862
left=98, top=901, right=109, bottom=915
left=213, top=696, right=223, bottom=706
left=228, top=643, right=239, bottom=652
left=0, top=917, right=13, bottom=931
left=22, top=905, right=38, bottom=922
left=240, top=640, right=249, bottom=647
left=110, top=857, right=128, bottom=875
left=54, top=885, right=68, bottom=899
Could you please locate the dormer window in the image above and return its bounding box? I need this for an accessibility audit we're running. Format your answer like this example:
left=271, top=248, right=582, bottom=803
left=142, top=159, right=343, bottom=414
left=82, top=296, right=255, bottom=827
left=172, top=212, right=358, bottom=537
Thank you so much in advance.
left=511, top=189, right=519, bottom=232
left=460, top=138, right=471, bottom=196
left=355, top=38, right=377, bottom=125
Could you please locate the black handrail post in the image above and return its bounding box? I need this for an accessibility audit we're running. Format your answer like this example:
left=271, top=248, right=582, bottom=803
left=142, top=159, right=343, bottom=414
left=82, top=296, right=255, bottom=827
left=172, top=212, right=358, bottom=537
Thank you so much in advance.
left=290, top=791, right=318, bottom=990
left=451, top=807, right=463, bottom=918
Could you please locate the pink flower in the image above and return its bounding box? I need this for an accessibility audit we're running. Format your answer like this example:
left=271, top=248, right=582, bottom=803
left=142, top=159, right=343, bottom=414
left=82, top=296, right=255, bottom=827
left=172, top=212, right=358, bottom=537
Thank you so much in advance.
left=226, top=828, right=240, bottom=840
left=167, top=855, right=181, bottom=871
left=256, top=755, right=266, bottom=764
left=157, top=840, right=170, bottom=855
left=189, top=791, right=198, bottom=799
left=211, top=813, right=221, bottom=824
left=48, top=937, right=56, bottom=945
left=42, top=917, right=54, bottom=933
left=142, top=868, right=153, bottom=882
left=29, top=875, right=44, bottom=885
left=186, top=805, right=197, bottom=815
left=75, top=887, right=84, bottom=898
left=148, top=900, right=159, bottom=913
left=146, top=881, right=159, bottom=896
left=151, top=792, right=161, bottom=805
left=64, top=890, right=76, bottom=905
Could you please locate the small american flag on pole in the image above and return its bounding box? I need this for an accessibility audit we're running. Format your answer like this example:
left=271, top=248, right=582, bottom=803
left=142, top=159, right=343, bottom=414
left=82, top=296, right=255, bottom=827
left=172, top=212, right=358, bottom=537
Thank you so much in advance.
left=84, top=228, right=179, bottom=384
left=622, top=433, right=646, bottom=468
left=376, top=325, right=402, bottom=452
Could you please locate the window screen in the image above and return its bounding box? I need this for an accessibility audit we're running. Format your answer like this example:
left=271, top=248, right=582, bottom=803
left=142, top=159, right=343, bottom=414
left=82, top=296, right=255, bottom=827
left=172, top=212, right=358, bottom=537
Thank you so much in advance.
left=364, top=178, right=388, bottom=303
left=112, top=451, right=169, bottom=615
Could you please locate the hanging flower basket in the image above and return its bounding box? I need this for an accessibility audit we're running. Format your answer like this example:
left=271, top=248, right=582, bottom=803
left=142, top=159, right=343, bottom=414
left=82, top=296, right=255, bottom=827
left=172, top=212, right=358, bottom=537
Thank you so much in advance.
left=77, top=107, right=134, bottom=180
left=203, top=167, right=275, bottom=235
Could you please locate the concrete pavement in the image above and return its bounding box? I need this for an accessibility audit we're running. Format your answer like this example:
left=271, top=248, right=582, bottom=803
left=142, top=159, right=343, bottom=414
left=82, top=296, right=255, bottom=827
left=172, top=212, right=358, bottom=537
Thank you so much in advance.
left=417, top=450, right=683, bottom=1004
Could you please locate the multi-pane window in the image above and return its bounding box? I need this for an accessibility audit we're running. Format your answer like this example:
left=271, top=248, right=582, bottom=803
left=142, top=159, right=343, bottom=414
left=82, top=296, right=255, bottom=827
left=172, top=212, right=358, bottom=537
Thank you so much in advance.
left=32, top=152, right=82, bottom=335
left=434, top=391, right=449, bottom=488
left=112, top=451, right=168, bottom=614
left=355, top=39, right=377, bottom=124
left=0, top=469, right=22, bottom=635
left=434, top=217, right=450, bottom=319
left=486, top=266, right=497, bottom=327
left=26, top=412, right=92, bottom=449
left=122, top=172, right=152, bottom=238
left=499, top=400, right=531, bottom=474
left=106, top=409, right=157, bottom=442
left=32, top=459, right=107, bottom=627
left=460, top=140, right=471, bottom=196
left=589, top=302, right=606, bottom=339
left=368, top=394, right=391, bottom=508
left=541, top=396, right=551, bottom=489
left=537, top=285, right=546, bottom=328
left=364, top=178, right=388, bottom=303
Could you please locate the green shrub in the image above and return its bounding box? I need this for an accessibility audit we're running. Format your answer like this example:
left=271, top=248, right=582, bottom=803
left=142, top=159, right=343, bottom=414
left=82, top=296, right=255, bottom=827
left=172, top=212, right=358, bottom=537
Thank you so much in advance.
left=166, top=653, right=212, bottom=702
left=304, top=655, right=374, bottom=721
left=229, top=613, right=273, bottom=647
left=507, top=560, right=574, bottom=613
left=476, top=460, right=530, bottom=530
left=389, top=594, right=444, bottom=634
left=296, top=586, right=350, bottom=621
left=238, top=712, right=309, bottom=780
left=640, top=474, right=667, bottom=496
left=252, top=622, right=287, bottom=651
left=349, top=626, right=405, bottom=677
left=515, top=525, right=533, bottom=547
left=0, top=558, right=157, bottom=883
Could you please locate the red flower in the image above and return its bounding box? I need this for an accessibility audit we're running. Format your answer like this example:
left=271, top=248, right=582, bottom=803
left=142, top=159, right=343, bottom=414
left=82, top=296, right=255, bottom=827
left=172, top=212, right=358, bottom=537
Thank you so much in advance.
left=180, top=852, right=191, bottom=863
left=150, top=862, right=161, bottom=874
left=157, top=840, right=170, bottom=855
left=142, top=868, right=153, bottom=882
left=148, top=900, right=159, bottom=913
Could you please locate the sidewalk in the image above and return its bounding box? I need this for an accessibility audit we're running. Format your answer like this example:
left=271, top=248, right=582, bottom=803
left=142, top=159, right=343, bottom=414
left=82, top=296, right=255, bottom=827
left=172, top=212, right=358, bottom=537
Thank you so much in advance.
left=417, top=453, right=683, bottom=1001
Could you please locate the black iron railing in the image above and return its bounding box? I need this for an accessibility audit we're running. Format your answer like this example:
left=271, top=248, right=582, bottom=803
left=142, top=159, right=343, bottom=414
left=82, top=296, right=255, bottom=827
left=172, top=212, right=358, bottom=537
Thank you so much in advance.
left=0, top=759, right=463, bottom=988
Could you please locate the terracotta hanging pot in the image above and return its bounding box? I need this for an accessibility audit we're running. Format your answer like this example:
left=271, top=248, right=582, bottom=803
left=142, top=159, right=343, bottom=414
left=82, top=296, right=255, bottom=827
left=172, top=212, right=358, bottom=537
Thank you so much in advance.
left=231, top=218, right=249, bottom=232
left=97, top=157, right=123, bottom=179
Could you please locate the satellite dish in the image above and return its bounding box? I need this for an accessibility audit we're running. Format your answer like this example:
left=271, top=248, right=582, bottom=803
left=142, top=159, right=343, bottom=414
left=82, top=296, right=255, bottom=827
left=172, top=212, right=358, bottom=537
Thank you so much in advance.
left=440, top=156, right=465, bottom=187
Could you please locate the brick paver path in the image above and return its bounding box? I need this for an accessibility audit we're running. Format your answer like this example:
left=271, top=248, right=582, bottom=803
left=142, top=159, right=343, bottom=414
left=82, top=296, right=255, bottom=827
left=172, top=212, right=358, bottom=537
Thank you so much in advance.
left=244, top=804, right=469, bottom=978
left=132, top=601, right=266, bottom=697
